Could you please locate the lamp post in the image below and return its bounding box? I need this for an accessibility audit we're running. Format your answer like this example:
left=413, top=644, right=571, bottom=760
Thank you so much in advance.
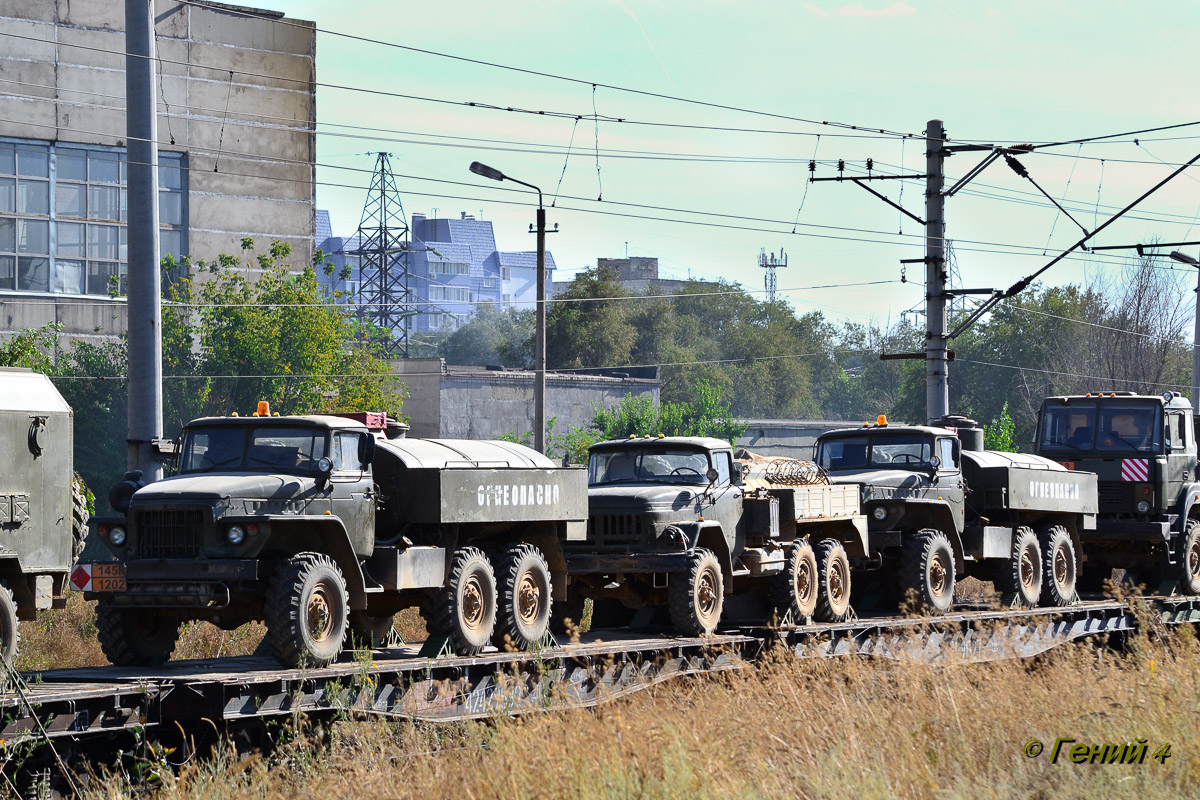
left=469, top=162, right=549, bottom=454
left=1171, top=249, right=1200, bottom=417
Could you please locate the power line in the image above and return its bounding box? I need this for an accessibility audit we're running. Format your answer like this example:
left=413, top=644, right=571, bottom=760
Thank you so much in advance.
left=957, top=356, right=1191, bottom=390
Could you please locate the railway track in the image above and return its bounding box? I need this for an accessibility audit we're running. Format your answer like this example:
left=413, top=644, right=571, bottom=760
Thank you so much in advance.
left=2, top=595, right=1197, bottom=789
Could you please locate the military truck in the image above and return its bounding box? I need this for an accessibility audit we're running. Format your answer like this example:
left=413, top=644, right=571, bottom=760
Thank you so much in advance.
left=75, top=407, right=587, bottom=667
left=563, top=435, right=868, bottom=635
left=1035, top=391, right=1200, bottom=593
left=815, top=416, right=1098, bottom=611
left=0, top=368, right=89, bottom=662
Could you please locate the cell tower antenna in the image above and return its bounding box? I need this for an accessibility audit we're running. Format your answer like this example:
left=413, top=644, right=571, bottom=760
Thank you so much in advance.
left=758, top=247, right=788, bottom=303
left=349, top=152, right=413, bottom=357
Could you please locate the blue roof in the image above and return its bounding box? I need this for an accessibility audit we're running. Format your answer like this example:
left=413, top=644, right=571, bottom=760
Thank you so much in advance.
left=498, top=250, right=557, bottom=271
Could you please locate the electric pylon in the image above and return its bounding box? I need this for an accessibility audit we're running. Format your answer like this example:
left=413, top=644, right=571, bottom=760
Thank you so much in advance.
left=758, top=247, right=788, bottom=304
left=349, top=152, right=413, bottom=357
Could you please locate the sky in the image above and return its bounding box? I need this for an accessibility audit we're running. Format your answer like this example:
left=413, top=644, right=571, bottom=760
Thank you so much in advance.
left=261, top=0, right=1200, bottom=329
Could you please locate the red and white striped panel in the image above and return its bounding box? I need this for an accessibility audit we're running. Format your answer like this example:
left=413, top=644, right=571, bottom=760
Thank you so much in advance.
left=1121, top=458, right=1150, bottom=482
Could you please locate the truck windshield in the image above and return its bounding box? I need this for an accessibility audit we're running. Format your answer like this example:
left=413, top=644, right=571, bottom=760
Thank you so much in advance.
left=588, top=448, right=711, bottom=485
left=181, top=426, right=329, bottom=473
left=1039, top=401, right=1159, bottom=453
left=817, top=434, right=933, bottom=471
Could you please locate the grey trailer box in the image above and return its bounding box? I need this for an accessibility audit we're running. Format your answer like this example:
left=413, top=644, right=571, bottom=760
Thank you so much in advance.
left=0, top=368, right=75, bottom=575
left=962, top=450, right=1098, bottom=515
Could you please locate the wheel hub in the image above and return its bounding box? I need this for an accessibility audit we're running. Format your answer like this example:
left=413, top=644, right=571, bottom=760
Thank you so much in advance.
left=1020, top=546, right=1037, bottom=591
left=307, top=585, right=334, bottom=643
left=796, top=559, right=815, bottom=604
left=929, top=554, right=948, bottom=597
left=697, top=569, right=719, bottom=617
left=829, top=559, right=848, bottom=602
left=1189, top=540, right=1200, bottom=579
left=517, top=572, right=542, bottom=625
left=1054, top=547, right=1069, bottom=588
left=462, top=575, right=486, bottom=631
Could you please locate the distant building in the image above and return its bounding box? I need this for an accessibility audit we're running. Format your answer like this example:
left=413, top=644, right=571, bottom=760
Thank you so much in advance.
left=0, top=0, right=316, bottom=345
left=553, top=256, right=719, bottom=297
left=315, top=211, right=556, bottom=333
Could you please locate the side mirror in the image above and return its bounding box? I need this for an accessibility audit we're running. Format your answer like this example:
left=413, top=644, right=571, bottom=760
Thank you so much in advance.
left=358, top=434, right=377, bottom=467
left=706, top=467, right=719, bottom=484
left=731, top=470, right=743, bottom=486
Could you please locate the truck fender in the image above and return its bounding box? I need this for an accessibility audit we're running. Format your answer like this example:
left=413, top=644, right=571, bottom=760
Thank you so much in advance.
left=900, top=501, right=965, bottom=571
left=694, top=523, right=733, bottom=595
left=267, top=517, right=369, bottom=611
left=1177, top=483, right=1200, bottom=531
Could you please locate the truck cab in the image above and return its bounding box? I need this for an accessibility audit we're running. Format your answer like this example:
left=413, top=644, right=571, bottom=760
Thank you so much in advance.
left=1035, top=391, right=1200, bottom=593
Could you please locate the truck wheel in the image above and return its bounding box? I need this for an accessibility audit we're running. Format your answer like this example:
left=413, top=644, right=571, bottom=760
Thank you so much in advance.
left=669, top=548, right=724, bottom=636
left=1038, top=525, right=1078, bottom=607
left=429, top=547, right=497, bottom=656
left=770, top=539, right=818, bottom=621
left=901, top=530, right=956, bottom=613
left=70, top=475, right=90, bottom=562
left=265, top=553, right=349, bottom=668
left=493, top=544, right=553, bottom=650
left=96, top=603, right=179, bottom=666
left=1178, top=519, right=1200, bottom=595
left=814, top=539, right=852, bottom=623
left=347, top=611, right=396, bottom=649
left=0, top=586, right=18, bottom=665
left=999, top=526, right=1042, bottom=607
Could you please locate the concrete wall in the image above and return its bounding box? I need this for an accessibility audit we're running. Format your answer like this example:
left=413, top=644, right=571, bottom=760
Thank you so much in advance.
left=394, top=358, right=660, bottom=442
left=0, top=0, right=315, bottom=341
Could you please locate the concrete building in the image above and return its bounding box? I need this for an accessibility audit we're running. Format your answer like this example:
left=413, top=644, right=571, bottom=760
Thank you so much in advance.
left=0, top=0, right=316, bottom=343
left=553, top=256, right=719, bottom=298
left=395, top=358, right=658, bottom=443
left=315, top=210, right=557, bottom=334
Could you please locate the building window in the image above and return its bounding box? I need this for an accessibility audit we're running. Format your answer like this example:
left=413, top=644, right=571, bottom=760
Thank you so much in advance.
left=502, top=293, right=511, bottom=304
left=0, top=137, right=187, bottom=297
left=482, top=277, right=498, bottom=289
left=429, top=285, right=470, bottom=303
left=435, top=261, right=470, bottom=276
left=436, top=313, right=457, bottom=330
left=501, top=266, right=511, bottom=280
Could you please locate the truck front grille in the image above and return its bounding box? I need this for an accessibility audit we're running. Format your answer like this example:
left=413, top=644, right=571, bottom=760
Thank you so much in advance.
left=137, top=508, right=205, bottom=558
left=1097, top=482, right=1133, bottom=514
left=587, top=514, right=645, bottom=550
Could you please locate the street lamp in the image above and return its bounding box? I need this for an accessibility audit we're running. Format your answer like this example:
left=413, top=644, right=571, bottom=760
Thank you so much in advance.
left=469, top=161, right=549, bottom=455
left=1171, top=250, right=1200, bottom=416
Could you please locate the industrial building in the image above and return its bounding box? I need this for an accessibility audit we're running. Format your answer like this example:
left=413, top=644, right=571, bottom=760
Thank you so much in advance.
left=0, top=0, right=316, bottom=343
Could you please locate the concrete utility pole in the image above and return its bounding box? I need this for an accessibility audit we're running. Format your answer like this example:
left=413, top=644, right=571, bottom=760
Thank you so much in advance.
left=125, top=0, right=163, bottom=480
left=924, top=119, right=949, bottom=423
left=535, top=206, right=547, bottom=455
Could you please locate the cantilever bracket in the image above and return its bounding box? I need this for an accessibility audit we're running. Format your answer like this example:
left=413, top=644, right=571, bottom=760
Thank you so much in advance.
left=850, top=179, right=925, bottom=226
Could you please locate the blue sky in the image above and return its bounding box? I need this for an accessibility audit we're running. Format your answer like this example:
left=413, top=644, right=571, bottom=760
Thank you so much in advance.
left=263, top=0, right=1200, bottom=327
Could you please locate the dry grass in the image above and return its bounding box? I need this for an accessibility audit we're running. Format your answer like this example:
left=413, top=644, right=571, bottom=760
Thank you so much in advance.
left=75, top=621, right=1200, bottom=800
left=16, top=594, right=427, bottom=671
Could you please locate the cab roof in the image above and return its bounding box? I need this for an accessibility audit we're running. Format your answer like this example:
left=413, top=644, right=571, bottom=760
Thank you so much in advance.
left=1042, top=392, right=1192, bottom=412
left=589, top=435, right=734, bottom=453
left=819, top=424, right=956, bottom=440
left=184, top=414, right=368, bottom=432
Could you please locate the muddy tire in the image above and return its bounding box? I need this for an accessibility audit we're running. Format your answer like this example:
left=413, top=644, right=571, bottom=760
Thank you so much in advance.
left=347, top=611, right=397, bottom=649
left=0, top=586, right=18, bottom=665
left=770, top=539, right=819, bottom=621
left=428, top=547, right=497, bottom=656
left=265, top=552, right=349, bottom=668
left=998, top=526, right=1042, bottom=607
left=669, top=549, right=724, bottom=636
left=1178, top=519, right=1200, bottom=595
left=96, top=603, right=179, bottom=666
left=901, top=530, right=956, bottom=613
left=70, top=475, right=90, bottom=563
left=814, top=538, right=852, bottom=622
left=493, top=544, right=553, bottom=650
left=1038, top=525, right=1078, bottom=607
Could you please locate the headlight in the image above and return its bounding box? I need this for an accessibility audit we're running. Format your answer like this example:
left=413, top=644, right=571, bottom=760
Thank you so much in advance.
left=227, top=525, right=246, bottom=545
left=1136, top=500, right=1151, bottom=514
left=109, top=527, right=126, bottom=546
left=872, top=506, right=888, bottom=521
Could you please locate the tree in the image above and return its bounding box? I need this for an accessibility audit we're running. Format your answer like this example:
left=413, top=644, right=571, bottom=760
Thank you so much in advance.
left=984, top=402, right=1019, bottom=452
left=0, top=322, right=61, bottom=371
left=546, top=265, right=636, bottom=370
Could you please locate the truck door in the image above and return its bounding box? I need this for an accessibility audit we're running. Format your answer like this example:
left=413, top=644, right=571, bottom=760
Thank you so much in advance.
left=330, top=431, right=376, bottom=554
left=934, top=437, right=966, bottom=531
left=1166, top=411, right=1189, bottom=510
left=708, top=450, right=744, bottom=551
